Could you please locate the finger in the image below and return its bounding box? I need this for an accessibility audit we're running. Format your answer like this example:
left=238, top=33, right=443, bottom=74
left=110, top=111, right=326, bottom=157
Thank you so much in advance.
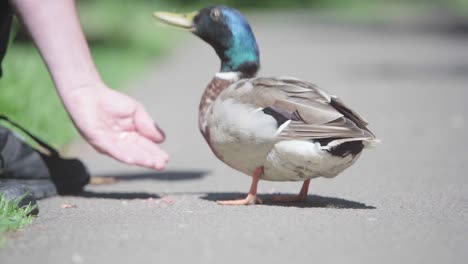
left=130, top=135, right=169, bottom=170
left=134, top=105, right=165, bottom=143
left=99, top=141, right=137, bottom=166
left=93, top=133, right=169, bottom=170
left=113, top=132, right=168, bottom=170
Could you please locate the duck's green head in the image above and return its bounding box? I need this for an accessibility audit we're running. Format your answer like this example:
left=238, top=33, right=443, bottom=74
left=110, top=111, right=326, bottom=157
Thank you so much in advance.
left=154, top=6, right=260, bottom=77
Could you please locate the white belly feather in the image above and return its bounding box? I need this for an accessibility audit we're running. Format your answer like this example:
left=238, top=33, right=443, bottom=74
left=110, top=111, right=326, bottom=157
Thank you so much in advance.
left=263, top=140, right=361, bottom=181
left=207, top=99, right=362, bottom=181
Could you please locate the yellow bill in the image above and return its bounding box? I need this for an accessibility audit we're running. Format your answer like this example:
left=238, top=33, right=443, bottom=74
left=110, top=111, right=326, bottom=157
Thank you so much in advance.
left=153, top=11, right=198, bottom=30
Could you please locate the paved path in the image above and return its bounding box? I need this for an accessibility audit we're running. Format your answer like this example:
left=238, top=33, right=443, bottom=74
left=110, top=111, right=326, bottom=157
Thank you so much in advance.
left=2, top=12, right=468, bottom=264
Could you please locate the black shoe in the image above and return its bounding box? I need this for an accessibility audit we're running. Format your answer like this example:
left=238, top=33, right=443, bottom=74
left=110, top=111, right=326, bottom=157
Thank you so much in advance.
left=0, top=183, right=39, bottom=216
left=0, top=115, right=90, bottom=200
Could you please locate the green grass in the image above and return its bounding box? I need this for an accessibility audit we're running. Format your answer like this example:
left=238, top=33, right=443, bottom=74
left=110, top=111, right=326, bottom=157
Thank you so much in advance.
left=0, top=196, right=36, bottom=246
left=0, top=44, right=76, bottom=147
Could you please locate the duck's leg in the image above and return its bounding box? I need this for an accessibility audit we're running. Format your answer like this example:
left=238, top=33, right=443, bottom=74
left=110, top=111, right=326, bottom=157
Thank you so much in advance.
left=271, top=179, right=310, bottom=203
left=217, top=167, right=263, bottom=205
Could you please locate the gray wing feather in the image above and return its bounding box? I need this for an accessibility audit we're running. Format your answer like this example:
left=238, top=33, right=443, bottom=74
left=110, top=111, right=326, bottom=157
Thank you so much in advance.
left=242, top=76, right=375, bottom=140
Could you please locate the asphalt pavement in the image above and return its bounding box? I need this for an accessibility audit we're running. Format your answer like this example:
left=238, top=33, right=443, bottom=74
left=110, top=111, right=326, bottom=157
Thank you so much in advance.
left=1, top=12, right=467, bottom=264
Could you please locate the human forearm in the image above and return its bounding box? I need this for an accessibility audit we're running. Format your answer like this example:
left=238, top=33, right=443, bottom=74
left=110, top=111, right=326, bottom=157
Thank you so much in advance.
left=9, top=0, right=168, bottom=170
left=10, top=0, right=102, bottom=97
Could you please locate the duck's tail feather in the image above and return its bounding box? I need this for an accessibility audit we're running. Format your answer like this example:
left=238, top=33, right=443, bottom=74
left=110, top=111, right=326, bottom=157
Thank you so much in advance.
left=363, top=138, right=381, bottom=149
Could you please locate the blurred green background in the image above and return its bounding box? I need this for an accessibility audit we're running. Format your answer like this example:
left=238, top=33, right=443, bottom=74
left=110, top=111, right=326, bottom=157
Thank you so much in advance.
left=0, top=0, right=466, bottom=148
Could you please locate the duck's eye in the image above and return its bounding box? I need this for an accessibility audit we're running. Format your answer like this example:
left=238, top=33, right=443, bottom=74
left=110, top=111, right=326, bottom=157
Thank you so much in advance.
left=210, top=9, right=221, bottom=20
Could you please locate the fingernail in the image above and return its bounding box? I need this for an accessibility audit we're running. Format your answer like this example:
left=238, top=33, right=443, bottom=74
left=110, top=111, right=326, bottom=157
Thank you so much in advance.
left=154, top=123, right=166, bottom=140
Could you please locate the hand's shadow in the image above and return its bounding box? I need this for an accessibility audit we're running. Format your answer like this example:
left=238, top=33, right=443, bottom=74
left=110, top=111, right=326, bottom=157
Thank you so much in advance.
left=201, top=192, right=376, bottom=209
left=75, top=191, right=160, bottom=200
left=69, top=170, right=209, bottom=200
left=97, top=170, right=208, bottom=181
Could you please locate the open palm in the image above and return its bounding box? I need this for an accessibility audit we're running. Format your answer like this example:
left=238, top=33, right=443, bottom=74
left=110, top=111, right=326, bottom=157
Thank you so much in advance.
left=63, top=84, right=168, bottom=170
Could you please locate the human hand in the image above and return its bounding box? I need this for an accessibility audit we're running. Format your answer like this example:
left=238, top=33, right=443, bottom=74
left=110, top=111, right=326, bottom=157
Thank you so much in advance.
left=10, top=0, right=168, bottom=169
left=61, top=83, right=169, bottom=170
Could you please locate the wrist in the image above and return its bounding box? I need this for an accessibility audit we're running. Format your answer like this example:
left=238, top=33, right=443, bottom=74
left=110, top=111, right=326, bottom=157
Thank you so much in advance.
left=58, top=80, right=107, bottom=116
left=56, top=77, right=105, bottom=97
left=53, top=68, right=103, bottom=93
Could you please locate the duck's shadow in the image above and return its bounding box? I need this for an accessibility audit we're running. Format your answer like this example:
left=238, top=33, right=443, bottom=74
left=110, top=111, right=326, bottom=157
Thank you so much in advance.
left=201, top=192, right=376, bottom=209
left=67, top=169, right=374, bottom=208
left=72, top=191, right=374, bottom=209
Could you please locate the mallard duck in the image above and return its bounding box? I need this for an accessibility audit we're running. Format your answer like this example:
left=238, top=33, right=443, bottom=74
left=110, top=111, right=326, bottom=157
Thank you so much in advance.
left=153, top=6, right=378, bottom=205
